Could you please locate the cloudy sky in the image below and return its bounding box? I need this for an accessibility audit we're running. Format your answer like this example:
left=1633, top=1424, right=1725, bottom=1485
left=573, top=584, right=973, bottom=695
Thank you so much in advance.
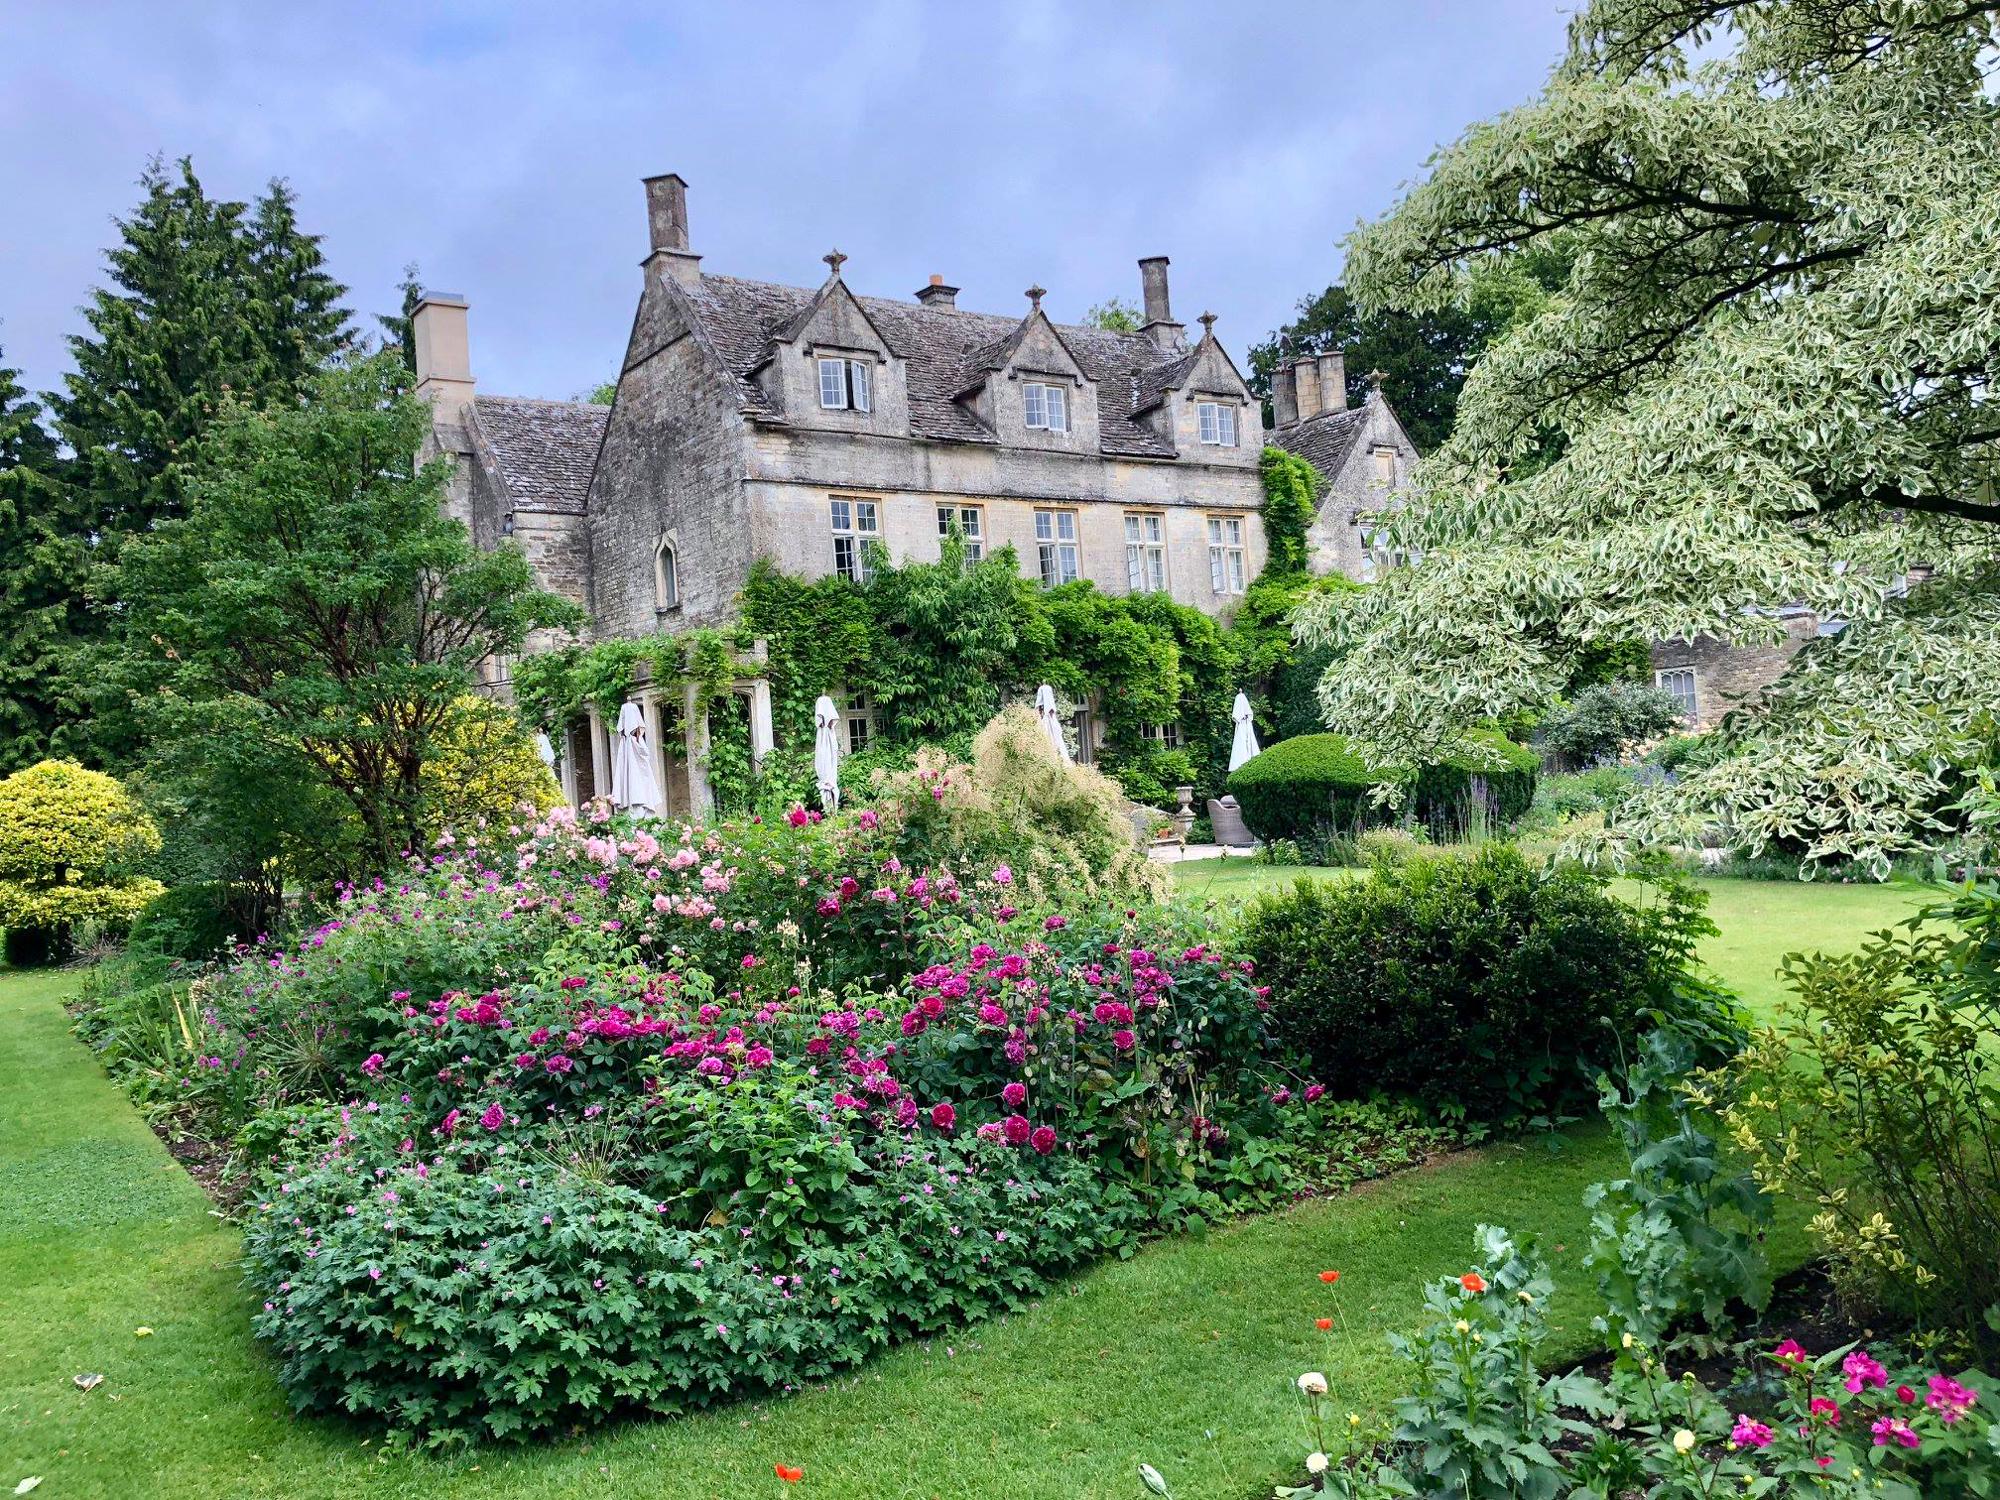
left=0, top=1, right=1571, bottom=405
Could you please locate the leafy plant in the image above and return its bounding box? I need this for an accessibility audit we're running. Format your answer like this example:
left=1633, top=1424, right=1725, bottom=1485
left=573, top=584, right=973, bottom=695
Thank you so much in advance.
left=0, top=758, right=165, bottom=962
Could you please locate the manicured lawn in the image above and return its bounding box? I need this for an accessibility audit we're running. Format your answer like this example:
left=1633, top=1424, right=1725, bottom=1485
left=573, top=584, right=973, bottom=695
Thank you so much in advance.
left=0, top=872, right=1931, bottom=1498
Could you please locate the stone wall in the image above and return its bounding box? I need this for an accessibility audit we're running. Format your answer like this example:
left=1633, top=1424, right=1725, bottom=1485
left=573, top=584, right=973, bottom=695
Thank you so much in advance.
left=1303, top=396, right=1422, bottom=581
left=1648, top=611, right=1819, bottom=729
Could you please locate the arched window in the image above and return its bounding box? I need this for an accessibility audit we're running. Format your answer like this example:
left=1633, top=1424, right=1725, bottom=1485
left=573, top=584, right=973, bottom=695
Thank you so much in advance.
left=654, top=535, right=680, bottom=611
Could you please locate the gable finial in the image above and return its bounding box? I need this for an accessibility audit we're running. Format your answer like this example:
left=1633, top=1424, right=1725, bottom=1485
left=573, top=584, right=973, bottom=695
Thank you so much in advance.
left=1025, top=284, right=1046, bottom=312
left=1366, top=367, right=1388, bottom=388
left=1198, top=310, right=1217, bottom=336
left=823, top=248, right=847, bottom=278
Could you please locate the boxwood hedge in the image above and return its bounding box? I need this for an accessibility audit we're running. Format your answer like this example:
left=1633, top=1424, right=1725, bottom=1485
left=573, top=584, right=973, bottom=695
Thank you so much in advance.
left=1225, top=729, right=1538, bottom=842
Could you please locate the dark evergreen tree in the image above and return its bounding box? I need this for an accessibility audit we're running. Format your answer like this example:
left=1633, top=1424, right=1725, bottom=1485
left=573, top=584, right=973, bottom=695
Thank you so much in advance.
left=0, top=350, right=84, bottom=770
left=376, top=261, right=424, bottom=374
left=246, top=178, right=352, bottom=390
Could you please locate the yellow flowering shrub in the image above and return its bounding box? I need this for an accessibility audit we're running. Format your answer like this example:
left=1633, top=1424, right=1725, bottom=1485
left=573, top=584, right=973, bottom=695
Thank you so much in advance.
left=419, top=697, right=561, bottom=836
left=0, top=760, right=167, bottom=939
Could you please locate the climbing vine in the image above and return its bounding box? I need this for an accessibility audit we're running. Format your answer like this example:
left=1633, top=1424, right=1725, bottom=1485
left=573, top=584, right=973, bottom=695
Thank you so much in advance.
left=1257, top=445, right=1319, bottom=578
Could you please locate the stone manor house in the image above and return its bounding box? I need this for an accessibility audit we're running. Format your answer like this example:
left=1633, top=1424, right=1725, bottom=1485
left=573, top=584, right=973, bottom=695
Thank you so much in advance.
left=415, top=174, right=1421, bottom=811
left=415, top=173, right=1797, bottom=811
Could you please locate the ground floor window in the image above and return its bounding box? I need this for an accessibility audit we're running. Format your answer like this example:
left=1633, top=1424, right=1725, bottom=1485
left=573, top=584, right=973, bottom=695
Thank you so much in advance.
left=844, top=694, right=881, bottom=755
left=1655, top=666, right=1698, bottom=721
left=1141, top=721, right=1182, bottom=751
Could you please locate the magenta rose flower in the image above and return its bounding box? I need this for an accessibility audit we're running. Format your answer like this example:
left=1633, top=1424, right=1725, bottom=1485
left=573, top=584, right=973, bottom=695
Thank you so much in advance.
left=1030, top=1125, right=1057, bottom=1155
left=1001, top=1081, right=1027, bottom=1108
left=930, top=1102, right=956, bottom=1131
left=1002, top=1113, right=1031, bottom=1145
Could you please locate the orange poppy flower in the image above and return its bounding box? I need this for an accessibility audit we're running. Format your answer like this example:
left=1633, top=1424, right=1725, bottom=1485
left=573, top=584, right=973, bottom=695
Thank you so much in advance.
left=1460, top=1272, right=1487, bottom=1294
left=774, top=1464, right=804, bottom=1483
left=1316, top=1317, right=1333, bottom=1331
left=1318, top=1270, right=1340, bottom=1284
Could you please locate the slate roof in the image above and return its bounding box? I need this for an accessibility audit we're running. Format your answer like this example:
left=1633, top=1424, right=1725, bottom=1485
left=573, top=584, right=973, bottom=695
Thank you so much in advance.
left=677, top=272, right=1187, bottom=458
left=471, top=395, right=608, bottom=514
left=1269, top=406, right=1370, bottom=492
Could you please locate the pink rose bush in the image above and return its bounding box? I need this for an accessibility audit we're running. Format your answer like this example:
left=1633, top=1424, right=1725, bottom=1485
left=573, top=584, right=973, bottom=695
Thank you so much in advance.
left=222, top=800, right=1323, bottom=1443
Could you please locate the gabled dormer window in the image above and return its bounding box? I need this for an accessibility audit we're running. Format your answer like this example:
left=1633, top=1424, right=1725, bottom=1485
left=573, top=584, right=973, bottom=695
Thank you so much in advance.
left=818, top=357, right=872, bottom=412
left=1197, top=401, right=1238, bottom=446
left=1023, top=382, right=1068, bottom=433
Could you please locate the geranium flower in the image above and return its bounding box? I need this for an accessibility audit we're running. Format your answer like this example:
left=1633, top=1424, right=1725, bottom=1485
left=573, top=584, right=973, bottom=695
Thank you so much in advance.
left=1771, top=1339, right=1809, bottom=1366
left=1871, top=1415, right=1920, bottom=1449
left=1460, top=1272, right=1487, bottom=1294
left=1318, top=1270, right=1340, bottom=1284
left=773, top=1463, right=803, bottom=1482
left=1316, top=1318, right=1333, bottom=1331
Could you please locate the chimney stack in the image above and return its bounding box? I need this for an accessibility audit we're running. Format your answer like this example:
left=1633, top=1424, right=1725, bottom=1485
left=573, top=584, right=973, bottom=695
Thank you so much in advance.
left=411, top=292, right=474, bottom=421
left=1292, top=355, right=1322, bottom=421
left=642, top=173, right=703, bottom=287
left=915, top=274, right=958, bottom=309
left=1317, top=351, right=1348, bottom=412
left=1138, top=256, right=1184, bottom=349
left=1272, top=363, right=1299, bottom=428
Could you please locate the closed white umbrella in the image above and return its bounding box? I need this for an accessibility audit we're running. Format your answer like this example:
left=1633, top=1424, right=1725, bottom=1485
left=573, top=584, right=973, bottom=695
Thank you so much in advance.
left=813, top=694, right=843, bottom=811
left=1034, top=684, right=1072, bottom=763
left=610, top=701, right=662, bottom=813
left=1228, top=691, right=1261, bottom=773
left=534, top=731, right=558, bottom=772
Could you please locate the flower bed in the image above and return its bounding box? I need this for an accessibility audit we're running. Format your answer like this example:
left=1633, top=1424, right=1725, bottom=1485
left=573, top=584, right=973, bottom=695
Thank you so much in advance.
left=153, top=796, right=1380, bottom=1443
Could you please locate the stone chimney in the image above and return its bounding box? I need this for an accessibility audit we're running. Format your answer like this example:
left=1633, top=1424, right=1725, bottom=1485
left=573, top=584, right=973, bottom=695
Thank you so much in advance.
left=1317, top=350, right=1348, bottom=412
left=915, top=274, right=958, bottom=309
left=1272, top=363, right=1299, bottom=428
left=1138, top=256, right=1184, bottom=349
left=411, top=292, right=474, bottom=420
left=643, top=173, right=703, bottom=287
left=1292, top=355, right=1322, bottom=421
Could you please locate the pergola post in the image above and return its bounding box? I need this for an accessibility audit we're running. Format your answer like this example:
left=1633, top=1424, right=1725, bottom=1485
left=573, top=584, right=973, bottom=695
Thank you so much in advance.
left=682, top=680, right=714, bottom=819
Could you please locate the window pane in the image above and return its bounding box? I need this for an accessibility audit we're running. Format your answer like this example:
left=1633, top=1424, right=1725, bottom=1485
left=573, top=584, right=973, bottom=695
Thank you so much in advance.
left=1060, top=544, right=1079, bottom=584
left=1207, top=517, right=1223, bottom=544
left=1024, top=384, right=1045, bottom=428
left=855, top=501, right=878, bottom=533
left=848, top=360, right=871, bottom=413
left=1228, top=551, right=1245, bottom=591
left=1147, top=551, right=1164, bottom=591
left=819, top=359, right=845, bottom=408
left=1209, top=546, right=1225, bottom=591
left=1038, top=542, right=1057, bottom=587
left=1035, top=509, right=1053, bottom=541
left=937, top=505, right=954, bottom=536
left=1124, top=514, right=1141, bottom=542
left=1219, top=407, right=1236, bottom=445
left=833, top=535, right=855, bottom=580
left=830, top=498, right=851, bottom=531
left=1057, top=511, right=1076, bottom=540
left=961, top=508, right=981, bottom=537
left=1198, top=403, right=1218, bottom=443
left=1145, top=514, right=1162, bottom=542
left=1126, top=545, right=1141, bottom=592
left=1048, top=386, right=1067, bottom=432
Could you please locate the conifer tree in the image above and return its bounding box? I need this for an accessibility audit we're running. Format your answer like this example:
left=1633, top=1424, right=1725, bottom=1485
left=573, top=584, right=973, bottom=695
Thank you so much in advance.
left=0, top=351, right=82, bottom=770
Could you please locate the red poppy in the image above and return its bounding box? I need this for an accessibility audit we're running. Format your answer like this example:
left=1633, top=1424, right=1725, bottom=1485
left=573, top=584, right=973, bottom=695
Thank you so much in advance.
left=1318, top=1270, right=1341, bottom=1284
left=774, top=1464, right=804, bottom=1483
left=1460, top=1272, right=1488, bottom=1294
left=1316, top=1317, right=1333, bottom=1331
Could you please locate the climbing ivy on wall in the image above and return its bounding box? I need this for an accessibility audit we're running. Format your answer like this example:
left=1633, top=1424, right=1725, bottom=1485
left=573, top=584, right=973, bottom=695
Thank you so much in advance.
left=512, top=445, right=1344, bottom=808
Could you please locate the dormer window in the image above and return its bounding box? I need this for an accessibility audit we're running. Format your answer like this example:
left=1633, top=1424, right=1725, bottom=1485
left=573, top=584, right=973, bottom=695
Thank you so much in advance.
left=818, top=357, right=872, bottom=412
left=1197, top=401, right=1238, bottom=446
left=1023, top=382, right=1069, bottom=433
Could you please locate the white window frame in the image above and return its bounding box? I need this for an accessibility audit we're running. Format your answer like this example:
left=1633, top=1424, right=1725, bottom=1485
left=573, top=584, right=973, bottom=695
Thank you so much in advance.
left=843, top=693, right=880, bottom=755
left=1034, top=508, right=1080, bottom=588
left=1123, top=511, right=1166, bottom=593
left=830, top=496, right=880, bottom=584
left=1196, top=401, right=1237, bottom=446
left=936, top=504, right=985, bottom=563
left=1207, top=514, right=1246, bottom=594
left=1373, top=445, right=1398, bottom=484
left=1023, top=381, right=1069, bottom=433
left=1655, top=667, right=1698, bottom=722
left=817, top=356, right=872, bottom=412
left=1141, top=721, right=1183, bottom=751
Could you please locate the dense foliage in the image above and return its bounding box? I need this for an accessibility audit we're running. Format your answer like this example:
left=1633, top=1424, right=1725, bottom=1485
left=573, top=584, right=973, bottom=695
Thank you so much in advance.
left=1226, top=730, right=1537, bottom=844
left=1719, top=869, right=2000, bottom=1357
left=1535, top=680, right=1686, bottom=768
left=0, top=759, right=165, bottom=963
left=1302, top=0, right=2000, bottom=871
left=1240, top=848, right=1717, bottom=1123
left=109, top=353, right=578, bottom=883
left=0, top=352, right=80, bottom=772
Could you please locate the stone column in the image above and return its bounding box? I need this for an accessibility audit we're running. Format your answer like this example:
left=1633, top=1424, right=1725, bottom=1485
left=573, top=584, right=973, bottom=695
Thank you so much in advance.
left=682, top=682, right=714, bottom=820
left=639, top=691, right=669, bottom=817
left=747, top=679, right=774, bottom=771
left=586, top=707, right=610, bottom=804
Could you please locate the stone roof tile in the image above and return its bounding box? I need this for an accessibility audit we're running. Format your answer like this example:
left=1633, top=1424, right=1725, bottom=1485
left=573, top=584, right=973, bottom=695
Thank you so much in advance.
left=470, top=395, right=609, bottom=515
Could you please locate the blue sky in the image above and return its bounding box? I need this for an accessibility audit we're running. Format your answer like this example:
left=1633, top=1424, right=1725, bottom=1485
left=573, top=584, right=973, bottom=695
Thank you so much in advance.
left=0, top=1, right=1571, bottom=405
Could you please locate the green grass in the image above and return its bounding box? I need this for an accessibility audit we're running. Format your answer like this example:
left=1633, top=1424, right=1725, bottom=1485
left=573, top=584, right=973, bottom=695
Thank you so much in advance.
left=0, top=873, right=1933, bottom=1498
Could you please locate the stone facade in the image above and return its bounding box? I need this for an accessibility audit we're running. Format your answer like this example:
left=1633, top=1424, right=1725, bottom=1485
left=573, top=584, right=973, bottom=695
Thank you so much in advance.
left=1265, top=348, right=1421, bottom=581
left=415, top=173, right=1424, bottom=651
left=1648, top=608, right=1823, bottom=730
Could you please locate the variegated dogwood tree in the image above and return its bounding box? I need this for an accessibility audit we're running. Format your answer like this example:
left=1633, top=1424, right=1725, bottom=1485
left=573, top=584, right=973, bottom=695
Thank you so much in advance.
left=1297, top=0, right=2000, bottom=871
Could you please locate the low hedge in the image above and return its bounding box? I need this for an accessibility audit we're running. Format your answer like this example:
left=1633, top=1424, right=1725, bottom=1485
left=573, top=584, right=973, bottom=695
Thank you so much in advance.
left=1238, top=847, right=1720, bottom=1123
left=1225, top=729, right=1537, bottom=843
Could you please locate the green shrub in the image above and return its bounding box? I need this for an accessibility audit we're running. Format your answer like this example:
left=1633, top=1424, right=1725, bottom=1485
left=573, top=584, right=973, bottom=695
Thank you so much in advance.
left=1529, top=766, right=1640, bottom=827
left=1537, top=681, right=1686, bottom=766
left=128, top=881, right=257, bottom=961
left=1226, top=731, right=1537, bottom=845
left=1355, top=826, right=1424, bottom=870
left=1239, top=849, right=1717, bottom=1123
left=0, top=759, right=166, bottom=961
